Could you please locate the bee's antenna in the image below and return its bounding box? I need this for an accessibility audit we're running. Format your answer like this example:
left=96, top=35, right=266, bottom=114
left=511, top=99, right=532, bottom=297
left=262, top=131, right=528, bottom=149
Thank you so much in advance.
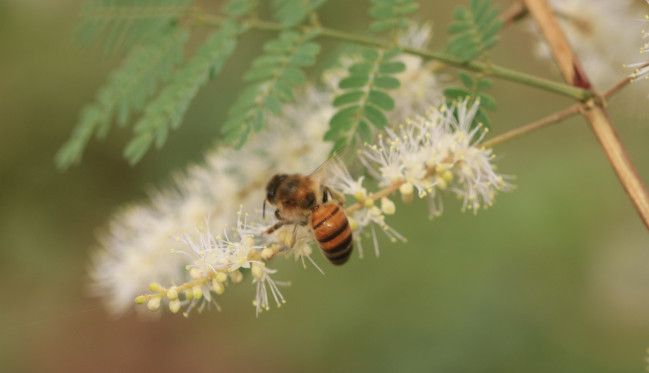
left=263, top=199, right=267, bottom=219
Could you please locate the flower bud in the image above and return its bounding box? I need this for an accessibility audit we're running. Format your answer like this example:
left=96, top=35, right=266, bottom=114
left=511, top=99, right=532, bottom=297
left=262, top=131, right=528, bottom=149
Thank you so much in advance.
left=146, top=297, right=161, bottom=311
left=189, top=267, right=202, bottom=279
left=148, top=282, right=163, bottom=293
left=261, top=246, right=275, bottom=260
left=192, top=286, right=203, bottom=300
left=251, top=263, right=265, bottom=280
left=363, top=198, right=375, bottom=208
left=399, top=182, right=414, bottom=203
left=168, top=300, right=181, bottom=314
left=380, top=197, right=396, bottom=215
left=134, top=295, right=147, bottom=305
left=442, top=170, right=454, bottom=183
left=214, top=271, right=228, bottom=283
left=348, top=217, right=358, bottom=231
left=166, top=286, right=178, bottom=300
left=230, top=270, right=243, bottom=283
left=211, top=278, right=225, bottom=295
left=435, top=176, right=448, bottom=190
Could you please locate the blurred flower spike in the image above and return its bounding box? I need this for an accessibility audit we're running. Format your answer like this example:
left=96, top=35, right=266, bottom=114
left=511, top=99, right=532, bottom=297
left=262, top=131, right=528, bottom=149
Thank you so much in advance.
left=133, top=99, right=511, bottom=317
left=626, top=9, right=649, bottom=80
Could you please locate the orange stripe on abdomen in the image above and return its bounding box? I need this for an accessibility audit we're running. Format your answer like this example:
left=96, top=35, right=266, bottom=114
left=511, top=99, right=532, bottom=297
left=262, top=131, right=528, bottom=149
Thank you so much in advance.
left=310, top=204, right=353, bottom=265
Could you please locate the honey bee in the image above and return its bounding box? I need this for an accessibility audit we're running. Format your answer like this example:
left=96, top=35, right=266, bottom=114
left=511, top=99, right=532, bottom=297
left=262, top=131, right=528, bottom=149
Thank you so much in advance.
left=264, top=164, right=353, bottom=265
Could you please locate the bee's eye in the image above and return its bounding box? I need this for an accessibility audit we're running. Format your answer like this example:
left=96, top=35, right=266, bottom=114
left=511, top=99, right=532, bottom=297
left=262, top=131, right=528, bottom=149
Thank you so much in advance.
left=266, top=174, right=287, bottom=202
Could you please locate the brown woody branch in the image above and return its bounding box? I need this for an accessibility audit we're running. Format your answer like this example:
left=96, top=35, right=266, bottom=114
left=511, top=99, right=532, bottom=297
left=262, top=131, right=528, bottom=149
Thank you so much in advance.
left=523, top=0, right=649, bottom=229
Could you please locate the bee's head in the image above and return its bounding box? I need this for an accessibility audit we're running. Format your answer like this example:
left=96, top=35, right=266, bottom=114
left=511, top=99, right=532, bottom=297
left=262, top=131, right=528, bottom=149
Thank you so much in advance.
left=265, top=174, right=288, bottom=205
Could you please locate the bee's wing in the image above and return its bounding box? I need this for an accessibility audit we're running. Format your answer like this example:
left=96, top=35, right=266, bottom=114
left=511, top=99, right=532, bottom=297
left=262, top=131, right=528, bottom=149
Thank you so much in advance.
left=307, top=145, right=352, bottom=182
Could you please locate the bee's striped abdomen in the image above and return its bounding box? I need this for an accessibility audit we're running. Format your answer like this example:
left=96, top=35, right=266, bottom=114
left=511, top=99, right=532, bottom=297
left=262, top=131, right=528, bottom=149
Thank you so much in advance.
left=310, top=203, right=353, bottom=265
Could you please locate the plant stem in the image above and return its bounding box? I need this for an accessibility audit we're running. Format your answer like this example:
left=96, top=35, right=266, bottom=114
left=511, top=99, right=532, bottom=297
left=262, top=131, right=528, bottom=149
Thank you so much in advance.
left=524, top=0, right=649, bottom=230
left=481, top=104, right=581, bottom=148
left=500, top=1, right=528, bottom=26
left=316, top=28, right=590, bottom=101
left=195, top=14, right=591, bottom=101
left=481, top=72, right=635, bottom=148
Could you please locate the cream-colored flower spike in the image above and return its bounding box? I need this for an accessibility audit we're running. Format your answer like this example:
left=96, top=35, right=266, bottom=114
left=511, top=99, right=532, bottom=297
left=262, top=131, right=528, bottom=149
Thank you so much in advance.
left=130, top=99, right=510, bottom=317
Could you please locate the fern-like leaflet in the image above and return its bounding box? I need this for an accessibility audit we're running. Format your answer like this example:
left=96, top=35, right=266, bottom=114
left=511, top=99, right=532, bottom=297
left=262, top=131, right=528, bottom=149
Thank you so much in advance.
left=56, top=27, right=188, bottom=169
left=325, top=48, right=404, bottom=148
left=221, top=30, right=321, bottom=146
left=444, top=72, right=496, bottom=129
left=77, top=0, right=192, bottom=53
left=369, top=0, right=419, bottom=33
left=272, top=0, right=327, bottom=27
left=124, top=20, right=241, bottom=164
left=446, top=0, right=502, bottom=62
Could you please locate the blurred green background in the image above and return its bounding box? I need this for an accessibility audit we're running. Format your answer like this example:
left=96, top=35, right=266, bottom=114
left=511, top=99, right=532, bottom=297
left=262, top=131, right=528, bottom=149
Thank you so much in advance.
left=1, top=0, right=649, bottom=372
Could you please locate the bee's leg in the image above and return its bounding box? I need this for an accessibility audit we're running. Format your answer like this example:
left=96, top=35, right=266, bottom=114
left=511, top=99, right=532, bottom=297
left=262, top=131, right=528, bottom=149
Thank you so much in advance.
left=266, top=209, right=287, bottom=235
left=289, top=224, right=299, bottom=248
left=266, top=221, right=288, bottom=234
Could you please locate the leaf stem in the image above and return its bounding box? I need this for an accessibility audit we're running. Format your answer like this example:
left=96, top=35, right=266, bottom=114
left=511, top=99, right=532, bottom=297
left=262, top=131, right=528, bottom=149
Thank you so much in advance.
left=195, top=14, right=591, bottom=101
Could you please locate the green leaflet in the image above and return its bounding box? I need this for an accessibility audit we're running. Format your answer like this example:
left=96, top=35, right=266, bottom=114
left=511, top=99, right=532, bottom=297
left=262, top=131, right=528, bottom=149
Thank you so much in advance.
left=224, top=0, right=257, bottom=17
left=77, top=0, right=192, bottom=53
left=369, top=0, right=419, bottom=33
left=124, top=20, right=241, bottom=164
left=221, top=30, right=321, bottom=147
left=56, top=27, right=188, bottom=170
left=444, top=72, right=496, bottom=129
left=272, top=0, right=327, bottom=27
left=325, top=48, right=404, bottom=147
left=446, top=0, right=502, bottom=62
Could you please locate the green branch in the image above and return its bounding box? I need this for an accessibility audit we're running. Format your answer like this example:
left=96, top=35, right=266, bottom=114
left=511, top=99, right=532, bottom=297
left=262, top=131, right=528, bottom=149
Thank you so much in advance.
left=196, top=14, right=591, bottom=101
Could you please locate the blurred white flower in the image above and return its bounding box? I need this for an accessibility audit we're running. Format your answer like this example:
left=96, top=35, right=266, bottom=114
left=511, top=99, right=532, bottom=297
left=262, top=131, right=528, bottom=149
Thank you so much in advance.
left=91, top=88, right=333, bottom=315
left=527, top=0, right=643, bottom=89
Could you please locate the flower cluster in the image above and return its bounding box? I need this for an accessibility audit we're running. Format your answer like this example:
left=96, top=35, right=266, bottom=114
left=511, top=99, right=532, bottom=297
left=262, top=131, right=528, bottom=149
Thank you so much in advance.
left=130, top=98, right=510, bottom=317
left=90, top=25, right=510, bottom=318
left=361, top=100, right=509, bottom=215
left=89, top=24, right=444, bottom=315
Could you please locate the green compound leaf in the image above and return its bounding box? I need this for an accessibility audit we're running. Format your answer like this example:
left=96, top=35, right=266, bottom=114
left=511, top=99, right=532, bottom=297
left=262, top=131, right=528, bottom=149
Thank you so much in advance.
left=77, top=0, right=192, bottom=53
left=124, top=20, right=241, bottom=164
left=221, top=30, right=321, bottom=147
left=444, top=75, right=496, bottom=129
left=56, top=26, right=188, bottom=169
left=325, top=48, right=402, bottom=146
left=224, top=0, right=257, bottom=17
left=446, top=0, right=503, bottom=62
left=272, top=0, right=327, bottom=27
left=369, top=0, right=419, bottom=34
